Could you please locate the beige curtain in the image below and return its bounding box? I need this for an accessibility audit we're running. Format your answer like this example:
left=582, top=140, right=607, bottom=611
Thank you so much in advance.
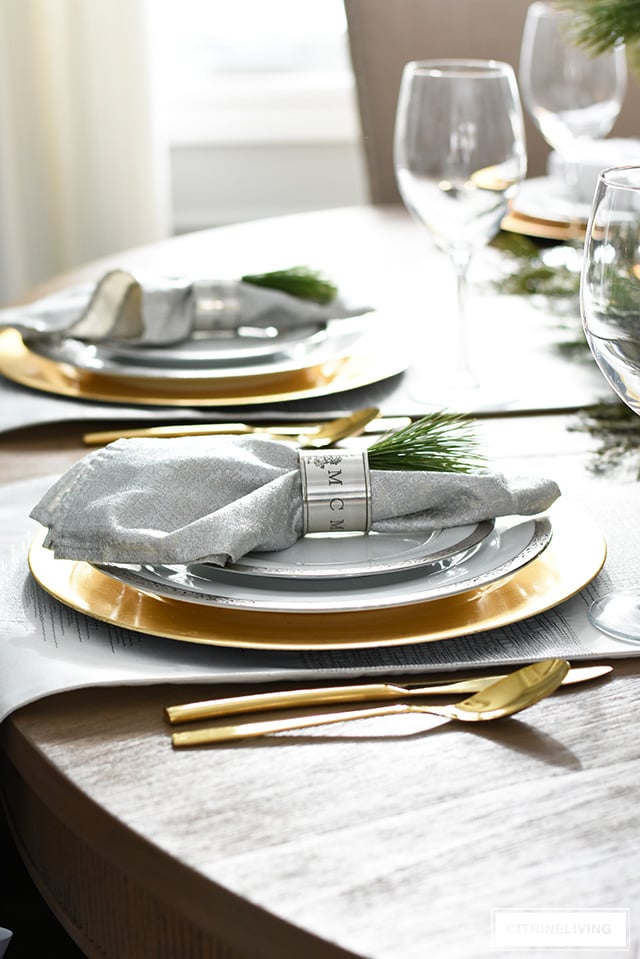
left=0, top=0, right=170, bottom=305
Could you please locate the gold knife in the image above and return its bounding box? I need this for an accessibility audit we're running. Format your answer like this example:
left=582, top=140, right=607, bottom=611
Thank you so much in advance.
left=82, top=415, right=411, bottom=446
left=164, top=664, right=612, bottom=725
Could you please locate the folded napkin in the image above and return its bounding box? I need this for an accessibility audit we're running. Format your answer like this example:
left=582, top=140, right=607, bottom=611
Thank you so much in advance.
left=31, top=436, right=561, bottom=568
left=1, top=269, right=370, bottom=346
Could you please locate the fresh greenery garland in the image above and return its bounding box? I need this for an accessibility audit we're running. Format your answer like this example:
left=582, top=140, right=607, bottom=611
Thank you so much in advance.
left=572, top=401, right=640, bottom=478
left=490, top=234, right=580, bottom=299
left=491, top=233, right=640, bottom=474
left=242, top=267, right=338, bottom=305
left=367, top=411, right=485, bottom=473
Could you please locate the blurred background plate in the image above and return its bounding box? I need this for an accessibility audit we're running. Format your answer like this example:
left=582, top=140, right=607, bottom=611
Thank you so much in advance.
left=0, top=318, right=411, bottom=406
left=510, top=175, right=590, bottom=225
left=21, top=314, right=368, bottom=380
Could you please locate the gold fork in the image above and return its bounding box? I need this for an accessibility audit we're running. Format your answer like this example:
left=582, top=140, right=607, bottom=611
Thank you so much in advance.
left=82, top=407, right=381, bottom=448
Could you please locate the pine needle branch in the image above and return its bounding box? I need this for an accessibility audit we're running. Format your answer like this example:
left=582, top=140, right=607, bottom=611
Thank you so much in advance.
left=367, top=412, right=485, bottom=473
left=554, top=0, right=640, bottom=69
left=241, top=267, right=338, bottom=305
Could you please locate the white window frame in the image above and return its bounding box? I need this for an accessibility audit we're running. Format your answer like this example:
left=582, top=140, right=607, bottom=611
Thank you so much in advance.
left=150, top=0, right=361, bottom=147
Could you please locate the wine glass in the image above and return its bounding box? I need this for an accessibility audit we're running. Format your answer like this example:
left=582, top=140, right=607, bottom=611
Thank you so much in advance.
left=519, top=2, right=627, bottom=224
left=581, top=164, right=640, bottom=641
left=393, top=59, right=527, bottom=405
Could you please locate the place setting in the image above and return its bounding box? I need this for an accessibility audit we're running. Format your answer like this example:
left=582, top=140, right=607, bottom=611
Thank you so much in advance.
left=0, top=264, right=413, bottom=408
left=6, top=400, right=623, bottom=755
left=25, top=411, right=607, bottom=658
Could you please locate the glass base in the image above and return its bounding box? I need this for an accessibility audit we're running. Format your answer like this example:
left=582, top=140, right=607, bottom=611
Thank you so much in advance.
left=588, top=588, right=640, bottom=643
left=408, top=372, right=518, bottom=414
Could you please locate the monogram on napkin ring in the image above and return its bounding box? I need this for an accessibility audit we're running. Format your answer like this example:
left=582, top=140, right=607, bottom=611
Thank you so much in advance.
left=298, top=448, right=372, bottom=535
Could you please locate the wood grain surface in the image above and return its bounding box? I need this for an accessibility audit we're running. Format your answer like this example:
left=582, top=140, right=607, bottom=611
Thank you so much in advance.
left=3, top=663, right=640, bottom=959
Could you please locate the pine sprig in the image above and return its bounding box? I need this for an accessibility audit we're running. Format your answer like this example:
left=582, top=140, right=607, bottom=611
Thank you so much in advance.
left=241, top=267, right=338, bottom=305
left=367, top=412, right=485, bottom=473
left=555, top=0, right=640, bottom=68
left=495, top=260, right=580, bottom=298
left=490, top=233, right=580, bottom=299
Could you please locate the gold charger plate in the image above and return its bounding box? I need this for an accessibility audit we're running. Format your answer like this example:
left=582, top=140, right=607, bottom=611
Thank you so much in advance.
left=28, top=499, right=606, bottom=650
left=0, top=324, right=409, bottom=407
left=501, top=210, right=586, bottom=243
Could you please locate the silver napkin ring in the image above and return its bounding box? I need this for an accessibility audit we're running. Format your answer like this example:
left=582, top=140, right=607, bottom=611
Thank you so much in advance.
left=191, top=280, right=241, bottom=332
left=298, top=449, right=372, bottom=535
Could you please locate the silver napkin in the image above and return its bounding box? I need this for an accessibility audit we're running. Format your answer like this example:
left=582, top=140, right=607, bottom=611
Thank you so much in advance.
left=1, top=269, right=370, bottom=346
left=30, top=436, right=561, bottom=567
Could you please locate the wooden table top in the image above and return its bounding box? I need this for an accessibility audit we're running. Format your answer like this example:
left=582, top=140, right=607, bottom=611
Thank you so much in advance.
left=1, top=208, right=639, bottom=959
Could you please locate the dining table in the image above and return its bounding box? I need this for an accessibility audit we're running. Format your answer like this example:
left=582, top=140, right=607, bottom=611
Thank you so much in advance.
left=1, top=204, right=639, bottom=959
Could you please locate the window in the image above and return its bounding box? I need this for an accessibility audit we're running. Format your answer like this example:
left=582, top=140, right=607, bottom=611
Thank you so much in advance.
left=149, top=0, right=360, bottom=145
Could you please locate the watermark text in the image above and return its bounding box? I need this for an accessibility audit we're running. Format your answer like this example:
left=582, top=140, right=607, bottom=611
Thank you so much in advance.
left=492, top=909, right=629, bottom=950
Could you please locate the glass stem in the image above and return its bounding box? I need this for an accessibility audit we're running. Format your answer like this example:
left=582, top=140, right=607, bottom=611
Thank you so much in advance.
left=561, top=146, right=586, bottom=261
left=450, top=250, right=478, bottom=390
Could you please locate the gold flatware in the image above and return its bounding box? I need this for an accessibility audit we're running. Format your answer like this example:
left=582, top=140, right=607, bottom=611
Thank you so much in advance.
left=171, top=658, right=570, bottom=747
left=82, top=406, right=385, bottom=447
left=165, top=664, right=610, bottom=725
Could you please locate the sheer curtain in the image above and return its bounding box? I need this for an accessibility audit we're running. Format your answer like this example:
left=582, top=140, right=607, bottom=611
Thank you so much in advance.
left=0, top=0, right=170, bottom=305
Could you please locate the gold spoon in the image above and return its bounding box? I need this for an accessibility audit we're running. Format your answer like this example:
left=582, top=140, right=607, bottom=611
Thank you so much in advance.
left=82, top=406, right=380, bottom=448
left=171, top=658, right=570, bottom=747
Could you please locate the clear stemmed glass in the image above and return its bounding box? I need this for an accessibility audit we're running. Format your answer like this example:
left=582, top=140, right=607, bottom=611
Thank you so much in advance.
left=519, top=2, right=627, bottom=221
left=393, top=59, right=527, bottom=406
left=581, top=164, right=640, bottom=641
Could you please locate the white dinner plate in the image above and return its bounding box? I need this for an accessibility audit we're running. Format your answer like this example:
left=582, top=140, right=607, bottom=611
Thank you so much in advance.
left=96, top=514, right=553, bottom=613
left=23, top=314, right=370, bottom=380
left=223, top=520, right=494, bottom=579
left=512, top=176, right=591, bottom=225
